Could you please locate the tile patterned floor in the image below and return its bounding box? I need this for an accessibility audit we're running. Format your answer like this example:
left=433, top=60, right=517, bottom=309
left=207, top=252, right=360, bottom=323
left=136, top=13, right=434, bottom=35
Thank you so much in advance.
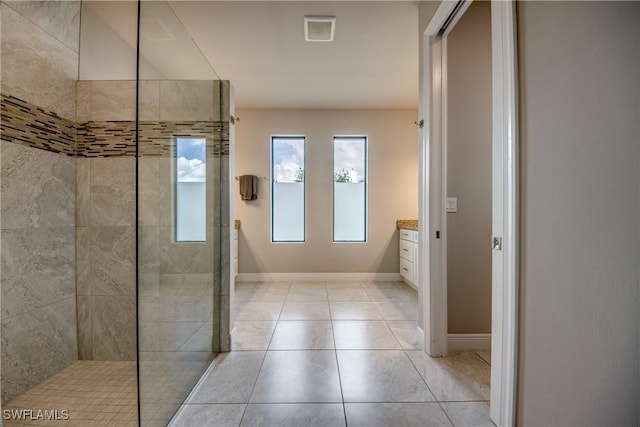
left=2, top=361, right=137, bottom=427
left=171, top=281, right=493, bottom=427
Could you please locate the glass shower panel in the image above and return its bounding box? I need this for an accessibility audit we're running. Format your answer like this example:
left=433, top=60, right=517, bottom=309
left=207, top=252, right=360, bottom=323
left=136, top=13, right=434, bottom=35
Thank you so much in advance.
left=1, top=1, right=139, bottom=425
left=136, top=2, right=223, bottom=425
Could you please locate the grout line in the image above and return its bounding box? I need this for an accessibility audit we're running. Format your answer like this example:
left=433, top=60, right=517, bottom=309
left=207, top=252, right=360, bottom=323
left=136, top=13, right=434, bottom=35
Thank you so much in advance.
left=1, top=294, right=77, bottom=322
left=402, top=349, right=456, bottom=426
left=240, top=402, right=345, bottom=405
left=328, top=301, right=349, bottom=427
left=238, top=282, right=285, bottom=425
left=229, top=280, right=486, bottom=426
left=474, top=350, right=492, bottom=367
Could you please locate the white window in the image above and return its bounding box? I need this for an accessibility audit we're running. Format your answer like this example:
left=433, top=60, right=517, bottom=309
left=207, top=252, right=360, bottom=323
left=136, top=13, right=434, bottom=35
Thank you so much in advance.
left=271, top=136, right=305, bottom=242
left=175, top=137, right=206, bottom=242
left=333, top=136, right=367, bottom=242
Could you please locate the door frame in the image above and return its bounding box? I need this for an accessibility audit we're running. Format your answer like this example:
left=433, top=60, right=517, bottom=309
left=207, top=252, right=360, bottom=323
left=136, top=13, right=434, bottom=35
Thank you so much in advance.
left=418, top=1, right=519, bottom=425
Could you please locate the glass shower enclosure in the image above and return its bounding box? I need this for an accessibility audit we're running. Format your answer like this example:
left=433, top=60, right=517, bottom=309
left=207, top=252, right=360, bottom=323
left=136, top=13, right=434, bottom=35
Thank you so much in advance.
left=136, top=1, right=232, bottom=425
left=0, top=1, right=232, bottom=425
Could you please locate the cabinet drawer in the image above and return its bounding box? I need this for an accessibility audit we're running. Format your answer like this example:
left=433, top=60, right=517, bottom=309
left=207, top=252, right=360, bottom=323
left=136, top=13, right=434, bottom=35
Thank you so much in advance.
left=399, top=238, right=415, bottom=262
left=399, top=229, right=413, bottom=241
left=400, top=257, right=415, bottom=282
left=411, top=230, right=418, bottom=243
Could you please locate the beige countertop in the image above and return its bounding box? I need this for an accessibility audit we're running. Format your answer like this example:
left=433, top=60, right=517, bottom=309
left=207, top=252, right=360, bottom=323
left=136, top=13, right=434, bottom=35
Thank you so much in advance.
left=235, top=220, right=241, bottom=230
left=397, top=219, right=418, bottom=231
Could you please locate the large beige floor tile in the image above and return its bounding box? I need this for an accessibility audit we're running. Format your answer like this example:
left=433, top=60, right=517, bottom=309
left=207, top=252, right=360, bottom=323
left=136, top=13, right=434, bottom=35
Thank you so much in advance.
left=441, top=402, right=493, bottom=427
left=337, top=350, right=435, bottom=403
left=374, top=301, right=418, bottom=320
left=330, top=301, right=382, bottom=320
left=188, top=351, right=265, bottom=403
left=345, top=403, right=452, bottom=427
left=235, top=301, right=284, bottom=321
left=279, top=301, right=331, bottom=320
left=333, top=321, right=401, bottom=350
left=386, top=320, right=424, bottom=350
left=232, top=321, right=277, bottom=350
left=286, top=286, right=328, bottom=301
left=327, top=287, right=370, bottom=301
left=406, top=351, right=490, bottom=402
left=250, top=351, right=342, bottom=403
left=172, top=404, right=245, bottom=427
left=269, top=321, right=334, bottom=350
left=241, top=403, right=345, bottom=427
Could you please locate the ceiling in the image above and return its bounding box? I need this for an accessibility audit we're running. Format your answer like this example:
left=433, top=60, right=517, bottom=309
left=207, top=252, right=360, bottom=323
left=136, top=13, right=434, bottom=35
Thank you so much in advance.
left=81, top=1, right=420, bottom=110
left=166, top=1, right=420, bottom=109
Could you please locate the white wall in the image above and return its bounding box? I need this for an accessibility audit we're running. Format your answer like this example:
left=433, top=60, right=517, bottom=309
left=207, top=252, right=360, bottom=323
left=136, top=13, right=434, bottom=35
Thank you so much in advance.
left=234, top=108, right=418, bottom=274
left=517, top=2, right=640, bottom=425
left=419, top=1, right=640, bottom=424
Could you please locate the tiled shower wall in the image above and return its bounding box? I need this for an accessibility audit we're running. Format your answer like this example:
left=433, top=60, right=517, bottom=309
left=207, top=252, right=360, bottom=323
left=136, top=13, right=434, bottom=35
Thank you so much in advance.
left=1, top=0, right=232, bottom=405
left=0, top=1, right=81, bottom=403
left=2, top=79, right=232, bottom=402
left=75, top=80, right=233, bottom=362
left=75, top=81, right=137, bottom=360
left=75, top=154, right=137, bottom=360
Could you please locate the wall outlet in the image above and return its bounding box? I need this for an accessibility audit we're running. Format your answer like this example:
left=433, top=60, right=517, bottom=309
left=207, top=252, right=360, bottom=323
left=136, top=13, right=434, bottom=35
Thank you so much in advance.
left=446, top=197, right=458, bottom=213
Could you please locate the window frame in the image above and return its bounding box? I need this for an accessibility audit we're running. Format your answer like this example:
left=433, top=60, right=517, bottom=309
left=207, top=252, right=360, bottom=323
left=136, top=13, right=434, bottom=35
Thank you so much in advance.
left=174, top=135, right=207, bottom=243
left=332, top=135, right=368, bottom=243
left=270, top=135, right=306, bottom=243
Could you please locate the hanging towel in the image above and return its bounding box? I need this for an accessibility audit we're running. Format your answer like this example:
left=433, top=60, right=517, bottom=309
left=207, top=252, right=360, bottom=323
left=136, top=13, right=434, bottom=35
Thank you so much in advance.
left=239, top=175, right=258, bottom=201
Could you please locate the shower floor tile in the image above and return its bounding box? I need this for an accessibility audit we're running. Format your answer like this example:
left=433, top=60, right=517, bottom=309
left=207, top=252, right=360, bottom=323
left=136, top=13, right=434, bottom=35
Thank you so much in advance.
left=2, top=360, right=137, bottom=427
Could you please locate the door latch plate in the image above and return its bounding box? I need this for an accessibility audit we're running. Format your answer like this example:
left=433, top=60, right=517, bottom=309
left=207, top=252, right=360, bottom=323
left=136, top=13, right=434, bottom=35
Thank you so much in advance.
left=492, top=236, right=502, bottom=250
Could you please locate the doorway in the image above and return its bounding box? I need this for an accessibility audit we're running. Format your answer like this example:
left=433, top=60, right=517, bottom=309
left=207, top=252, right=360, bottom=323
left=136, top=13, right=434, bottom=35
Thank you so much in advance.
left=420, top=1, right=519, bottom=426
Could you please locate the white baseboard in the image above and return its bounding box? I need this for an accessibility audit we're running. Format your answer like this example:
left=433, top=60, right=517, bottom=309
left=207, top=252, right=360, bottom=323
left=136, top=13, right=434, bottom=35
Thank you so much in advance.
left=236, top=272, right=403, bottom=282
left=447, top=333, right=491, bottom=351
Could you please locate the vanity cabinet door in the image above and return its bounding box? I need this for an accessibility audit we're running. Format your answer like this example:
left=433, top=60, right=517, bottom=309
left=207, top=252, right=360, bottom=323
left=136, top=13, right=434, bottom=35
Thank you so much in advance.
left=399, top=229, right=417, bottom=285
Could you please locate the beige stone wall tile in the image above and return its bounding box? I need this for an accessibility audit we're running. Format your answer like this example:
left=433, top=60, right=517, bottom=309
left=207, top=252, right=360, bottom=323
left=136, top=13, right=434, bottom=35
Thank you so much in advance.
left=138, top=157, right=160, bottom=227
left=139, top=80, right=160, bottom=121
left=160, top=80, right=213, bottom=121
left=90, top=226, right=135, bottom=296
left=89, top=158, right=135, bottom=227
left=90, top=81, right=135, bottom=121
left=158, top=226, right=214, bottom=274
left=76, top=80, right=91, bottom=122
left=76, top=226, right=91, bottom=296
left=4, top=1, right=80, bottom=52
left=75, top=156, right=90, bottom=226
left=76, top=295, right=92, bottom=360
left=91, top=295, right=136, bottom=360
left=0, top=227, right=75, bottom=319
left=1, top=4, right=78, bottom=120
left=138, top=226, right=159, bottom=277
left=1, top=297, right=78, bottom=402
left=1, top=141, right=75, bottom=228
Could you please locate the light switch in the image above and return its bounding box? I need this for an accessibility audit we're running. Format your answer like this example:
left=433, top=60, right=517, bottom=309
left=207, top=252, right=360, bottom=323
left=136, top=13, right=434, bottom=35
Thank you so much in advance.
left=446, top=197, right=457, bottom=213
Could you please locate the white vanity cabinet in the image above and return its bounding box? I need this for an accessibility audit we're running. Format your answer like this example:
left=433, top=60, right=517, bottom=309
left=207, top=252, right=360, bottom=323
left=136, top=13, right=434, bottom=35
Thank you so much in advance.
left=399, top=228, right=418, bottom=288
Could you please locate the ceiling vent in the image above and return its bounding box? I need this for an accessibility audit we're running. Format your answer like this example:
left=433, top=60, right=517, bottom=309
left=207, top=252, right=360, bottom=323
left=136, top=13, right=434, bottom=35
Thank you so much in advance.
left=304, top=16, right=336, bottom=42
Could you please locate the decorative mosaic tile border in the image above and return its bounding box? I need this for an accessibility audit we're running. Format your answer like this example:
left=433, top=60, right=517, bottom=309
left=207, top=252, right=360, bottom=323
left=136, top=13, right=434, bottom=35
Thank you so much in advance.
left=0, top=94, right=77, bottom=156
left=76, top=121, right=135, bottom=157
left=78, top=121, right=229, bottom=157
left=1, top=93, right=230, bottom=158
